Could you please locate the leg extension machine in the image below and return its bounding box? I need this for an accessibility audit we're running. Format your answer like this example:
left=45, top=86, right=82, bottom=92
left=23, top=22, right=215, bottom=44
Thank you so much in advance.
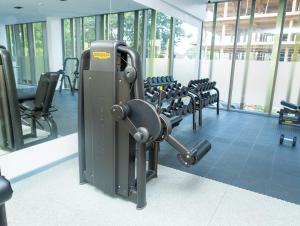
left=78, top=41, right=211, bottom=209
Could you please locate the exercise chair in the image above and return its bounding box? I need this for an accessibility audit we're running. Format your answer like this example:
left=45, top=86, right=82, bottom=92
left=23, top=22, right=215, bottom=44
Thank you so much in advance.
left=20, top=73, right=59, bottom=140
left=58, top=58, right=79, bottom=95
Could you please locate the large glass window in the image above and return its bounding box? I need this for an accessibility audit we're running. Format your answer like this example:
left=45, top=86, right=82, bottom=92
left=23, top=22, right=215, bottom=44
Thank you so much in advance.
left=201, top=4, right=215, bottom=77
left=33, top=22, right=45, bottom=82
left=212, top=2, right=238, bottom=108
left=272, top=2, right=300, bottom=112
left=146, top=10, right=171, bottom=77
left=6, top=22, right=48, bottom=85
left=109, top=14, right=118, bottom=40
left=83, top=16, right=96, bottom=49
left=173, top=20, right=199, bottom=85
left=124, top=12, right=135, bottom=47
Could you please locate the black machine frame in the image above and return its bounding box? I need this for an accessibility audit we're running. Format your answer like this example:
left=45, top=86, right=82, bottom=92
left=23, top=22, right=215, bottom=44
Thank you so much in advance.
left=78, top=41, right=211, bottom=209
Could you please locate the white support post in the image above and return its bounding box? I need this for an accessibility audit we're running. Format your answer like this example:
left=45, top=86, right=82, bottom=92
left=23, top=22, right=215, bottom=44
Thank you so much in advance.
left=46, top=17, right=63, bottom=72
left=0, top=25, right=7, bottom=47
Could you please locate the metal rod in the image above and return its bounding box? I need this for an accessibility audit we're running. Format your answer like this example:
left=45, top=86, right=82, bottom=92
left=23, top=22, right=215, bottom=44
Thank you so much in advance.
left=240, top=0, right=256, bottom=110
left=0, top=205, right=7, bottom=226
left=136, top=143, right=146, bottom=209
left=168, top=17, right=175, bottom=75
left=208, top=3, right=218, bottom=80
left=227, top=0, right=241, bottom=111
left=134, top=10, right=139, bottom=49
left=198, top=22, right=204, bottom=79
left=118, top=13, right=124, bottom=41
left=267, top=0, right=287, bottom=114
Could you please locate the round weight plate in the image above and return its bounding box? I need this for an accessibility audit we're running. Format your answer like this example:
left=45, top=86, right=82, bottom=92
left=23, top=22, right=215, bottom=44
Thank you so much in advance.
left=127, top=99, right=161, bottom=142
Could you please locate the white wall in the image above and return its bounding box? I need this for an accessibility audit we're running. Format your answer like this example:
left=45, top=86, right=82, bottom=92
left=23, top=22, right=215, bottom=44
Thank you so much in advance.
left=0, top=25, right=7, bottom=47
left=46, top=17, right=63, bottom=72
left=133, top=0, right=206, bottom=26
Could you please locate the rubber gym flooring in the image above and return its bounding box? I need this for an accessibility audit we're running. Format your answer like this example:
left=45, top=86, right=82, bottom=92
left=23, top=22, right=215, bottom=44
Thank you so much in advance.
left=53, top=90, right=300, bottom=205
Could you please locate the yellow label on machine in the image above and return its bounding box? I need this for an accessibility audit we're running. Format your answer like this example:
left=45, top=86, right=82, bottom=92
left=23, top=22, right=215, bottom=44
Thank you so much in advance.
left=283, top=120, right=294, bottom=124
left=92, top=51, right=111, bottom=59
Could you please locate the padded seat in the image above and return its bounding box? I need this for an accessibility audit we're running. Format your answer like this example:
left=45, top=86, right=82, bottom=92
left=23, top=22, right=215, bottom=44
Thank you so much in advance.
left=17, top=87, right=37, bottom=102
left=281, top=101, right=299, bottom=110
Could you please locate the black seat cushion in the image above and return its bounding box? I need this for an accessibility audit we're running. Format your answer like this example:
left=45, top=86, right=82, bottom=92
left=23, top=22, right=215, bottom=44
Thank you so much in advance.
left=17, top=87, right=37, bottom=102
left=281, top=101, right=298, bottom=110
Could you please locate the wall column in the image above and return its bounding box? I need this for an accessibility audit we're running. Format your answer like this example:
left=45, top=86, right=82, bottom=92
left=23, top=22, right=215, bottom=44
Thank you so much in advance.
left=0, top=25, right=7, bottom=47
left=46, top=17, right=63, bottom=71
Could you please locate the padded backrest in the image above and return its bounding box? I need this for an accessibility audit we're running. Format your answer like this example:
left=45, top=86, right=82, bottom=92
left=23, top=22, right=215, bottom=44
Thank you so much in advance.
left=34, top=72, right=59, bottom=113
left=34, top=74, right=50, bottom=110
left=63, top=58, right=79, bottom=77
left=42, top=73, right=59, bottom=113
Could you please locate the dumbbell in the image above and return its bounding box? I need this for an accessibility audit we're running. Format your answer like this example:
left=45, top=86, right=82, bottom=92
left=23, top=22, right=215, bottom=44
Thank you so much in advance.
left=180, top=86, right=189, bottom=96
left=187, top=103, right=193, bottom=113
left=279, top=134, right=297, bottom=147
left=157, top=77, right=162, bottom=83
left=145, top=90, right=159, bottom=102
left=161, top=76, right=167, bottom=83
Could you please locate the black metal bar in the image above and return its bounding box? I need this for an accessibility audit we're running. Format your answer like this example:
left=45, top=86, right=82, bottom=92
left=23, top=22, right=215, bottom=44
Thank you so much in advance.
left=0, top=205, right=7, bottom=226
left=136, top=143, right=146, bottom=209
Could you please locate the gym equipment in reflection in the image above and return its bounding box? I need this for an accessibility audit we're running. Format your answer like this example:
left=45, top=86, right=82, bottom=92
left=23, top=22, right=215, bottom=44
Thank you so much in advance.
left=58, top=57, right=79, bottom=95
left=0, top=171, right=13, bottom=226
left=0, top=48, right=59, bottom=151
left=78, top=41, right=211, bottom=209
left=278, top=101, right=300, bottom=126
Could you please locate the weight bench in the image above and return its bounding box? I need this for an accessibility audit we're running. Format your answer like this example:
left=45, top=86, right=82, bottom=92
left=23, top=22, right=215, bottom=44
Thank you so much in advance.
left=278, top=100, right=300, bottom=126
left=17, top=87, right=37, bottom=103
left=20, top=73, right=59, bottom=140
left=280, top=101, right=300, bottom=110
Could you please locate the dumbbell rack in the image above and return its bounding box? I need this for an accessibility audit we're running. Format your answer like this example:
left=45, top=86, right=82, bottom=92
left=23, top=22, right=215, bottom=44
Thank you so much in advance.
left=188, top=79, right=220, bottom=127
left=144, top=76, right=198, bottom=130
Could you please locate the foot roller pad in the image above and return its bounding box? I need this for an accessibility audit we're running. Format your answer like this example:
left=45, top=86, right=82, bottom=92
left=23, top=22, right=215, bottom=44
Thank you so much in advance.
left=177, top=140, right=211, bottom=167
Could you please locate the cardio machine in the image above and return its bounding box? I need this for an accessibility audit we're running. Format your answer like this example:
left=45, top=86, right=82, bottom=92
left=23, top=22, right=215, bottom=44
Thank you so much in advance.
left=78, top=41, right=211, bottom=209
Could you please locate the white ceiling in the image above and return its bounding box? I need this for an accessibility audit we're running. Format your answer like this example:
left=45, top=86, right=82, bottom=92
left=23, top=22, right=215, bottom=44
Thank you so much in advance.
left=0, top=0, right=146, bottom=25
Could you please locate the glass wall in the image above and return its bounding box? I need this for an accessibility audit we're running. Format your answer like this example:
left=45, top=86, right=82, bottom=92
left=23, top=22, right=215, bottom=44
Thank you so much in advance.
left=146, top=10, right=171, bottom=77
left=123, top=12, right=135, bottom=47
left=6, top=22, right=48, bottom=85
left=83, top=16, right=96, bottom=49
left=273, top=1, right=300, bottom=112
left=212, top=2, right=238, bottom=108
left=62, top=10, right=190, bottom=79
left=173, top=20, right=200, bottom=85
left=204, top=0, right=300, bottom=115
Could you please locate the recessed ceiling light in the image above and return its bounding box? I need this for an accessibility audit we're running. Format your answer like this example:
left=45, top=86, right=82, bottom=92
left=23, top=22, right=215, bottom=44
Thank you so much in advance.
left=14, top=6, right=23, bottom=9
left=60, top=0, right=67, bottom=1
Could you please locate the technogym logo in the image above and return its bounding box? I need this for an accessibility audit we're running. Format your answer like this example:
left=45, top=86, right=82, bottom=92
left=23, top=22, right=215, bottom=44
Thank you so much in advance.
left=92, top=51, right=111, bottom=59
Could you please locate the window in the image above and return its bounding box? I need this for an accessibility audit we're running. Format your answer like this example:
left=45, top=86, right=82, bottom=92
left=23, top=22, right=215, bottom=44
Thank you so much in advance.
left=173, top=20, right=199, bottom=85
